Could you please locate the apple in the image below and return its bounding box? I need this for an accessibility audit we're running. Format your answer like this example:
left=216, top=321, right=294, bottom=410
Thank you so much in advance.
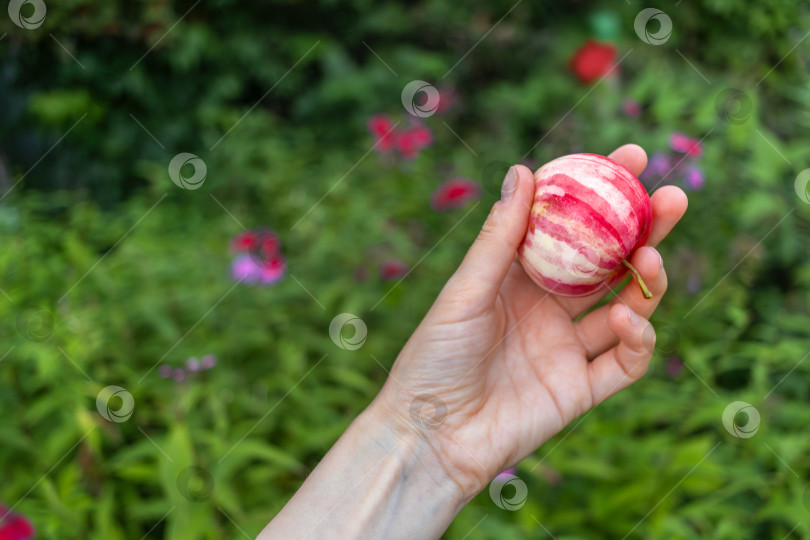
left=518, top=153, right=653, bottom=298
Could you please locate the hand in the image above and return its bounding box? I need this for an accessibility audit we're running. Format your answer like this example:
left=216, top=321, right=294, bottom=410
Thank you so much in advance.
left=376, top=144, right=689, bottom=499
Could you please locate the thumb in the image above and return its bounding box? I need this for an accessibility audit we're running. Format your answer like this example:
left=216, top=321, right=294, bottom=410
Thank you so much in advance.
left=447, top=164, right=535, bottom=303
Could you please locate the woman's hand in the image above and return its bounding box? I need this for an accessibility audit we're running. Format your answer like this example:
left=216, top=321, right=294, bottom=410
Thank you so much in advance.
left=376, top=144, right=688, bottom=500
left=260, top=145, right=688, bottom=539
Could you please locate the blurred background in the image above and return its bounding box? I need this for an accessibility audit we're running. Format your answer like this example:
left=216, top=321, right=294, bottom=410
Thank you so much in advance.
left=2, top=0, right=810, bottom=538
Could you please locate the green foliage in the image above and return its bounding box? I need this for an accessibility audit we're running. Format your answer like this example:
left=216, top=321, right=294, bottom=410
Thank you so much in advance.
left=2, top=0, right=810, bottom=538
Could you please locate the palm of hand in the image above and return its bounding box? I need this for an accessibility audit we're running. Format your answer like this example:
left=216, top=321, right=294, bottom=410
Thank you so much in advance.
left=387, top=261, right=600, bottom=494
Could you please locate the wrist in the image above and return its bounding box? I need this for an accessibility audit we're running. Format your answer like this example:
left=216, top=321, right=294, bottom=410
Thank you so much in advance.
left=259, top=396, right=466, bottom=540
left=372, top=380, right=495, bottom=502
left=360, top=395, right=467, bottom=510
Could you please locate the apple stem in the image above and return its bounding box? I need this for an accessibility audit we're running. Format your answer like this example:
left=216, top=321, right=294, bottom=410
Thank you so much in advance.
left=621, top=259, right=653, bottom=299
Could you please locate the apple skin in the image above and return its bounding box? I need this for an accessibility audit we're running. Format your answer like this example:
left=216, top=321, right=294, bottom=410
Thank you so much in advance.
left=518, top=153, right=653, bottom=297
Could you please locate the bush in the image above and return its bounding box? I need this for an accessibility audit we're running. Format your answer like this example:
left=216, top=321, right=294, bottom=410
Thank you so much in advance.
left=2, top=1, right=810, bottom=538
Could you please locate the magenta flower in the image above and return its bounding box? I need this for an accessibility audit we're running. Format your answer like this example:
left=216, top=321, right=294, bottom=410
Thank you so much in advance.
left=380, top=259, right=408, bottom=281
left=230, top=228, right=286, bottom=285
left=669, top=132, right=703, bottom=158
left=622, top=99, right=642, bottom=118
left=231, top=254, right=286, bottom=284
left=431, top=178, right=481, bottom=211
left=0, top=504, right=35, bottom=540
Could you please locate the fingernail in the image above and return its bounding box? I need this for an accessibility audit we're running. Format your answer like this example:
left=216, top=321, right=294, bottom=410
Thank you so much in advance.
left=654, top=248, right=663, bottom=270
left=626, top=305, right=640, bottom=325
left=501, top=166, right=517, bottom=201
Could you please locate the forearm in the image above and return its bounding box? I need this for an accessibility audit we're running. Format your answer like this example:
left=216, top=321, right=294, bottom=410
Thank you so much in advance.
left=258, top=398, right=465, bottom=540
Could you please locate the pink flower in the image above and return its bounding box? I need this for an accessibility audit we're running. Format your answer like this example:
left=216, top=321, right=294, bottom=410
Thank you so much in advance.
left=368, top=114, right=397, bottom=153
left=669, top=132, right=703, bottom=158
left=0, top=504, right=35, bottom=540
left=173, top=368, right=186, bottom=382
left=159, top=365, right=172, bottom=378
left=622, top=99, right=642, bottom=118
left=201, top=354, right=217, bottom=370
left=380, top=260, right=408, bottom=281
left=186, top=357, right=201, bottom=372
left=431, top=178, right=481, bottom=211
left=683, top=165, right=705, bottom=190
left=231, top=254, right=286, bottom=285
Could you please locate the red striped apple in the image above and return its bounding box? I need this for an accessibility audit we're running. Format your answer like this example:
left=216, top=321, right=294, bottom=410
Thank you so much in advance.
left=518, top=153, right=653, bottom=298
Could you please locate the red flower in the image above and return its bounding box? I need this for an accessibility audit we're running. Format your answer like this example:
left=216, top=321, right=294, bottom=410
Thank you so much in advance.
left=233, top=229, right=281, bottom=261
left=669, top=132, right=703, bottom=158
left=368, top=114, right=397, bottom=153
left=570, top=40, right=618, bottom=84
left=379, top=259, right=409, bottom=281
left=255, top=230, right=281, bottom=262
left=394, top=125, right=434, bottom=160
left=368, top=115, right=434, bottom=160
left=0, top=505, right=35, bottom=540
left=395, top=132, right=419, bottom=159
left=232, top=231, right=257, bottom=251
left=431, top=178, right=481, bottom=211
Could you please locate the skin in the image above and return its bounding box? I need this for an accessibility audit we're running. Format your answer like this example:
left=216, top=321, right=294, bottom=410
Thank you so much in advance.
left=259, top=144, right=689, bottom=540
